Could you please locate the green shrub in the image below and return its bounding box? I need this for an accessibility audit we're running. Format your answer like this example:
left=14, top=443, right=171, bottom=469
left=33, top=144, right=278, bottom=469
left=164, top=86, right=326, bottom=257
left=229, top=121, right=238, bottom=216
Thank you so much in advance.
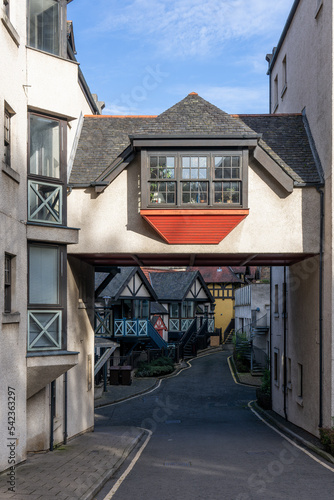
left=136, top=356, right=175, bottom=377
left=319, top=427, right=334, bottom=455
left=260, top=369, right=271, bottom=396
left=233, top=350, right=250, bottom=373
left=256, top=369, right=271, bottom=410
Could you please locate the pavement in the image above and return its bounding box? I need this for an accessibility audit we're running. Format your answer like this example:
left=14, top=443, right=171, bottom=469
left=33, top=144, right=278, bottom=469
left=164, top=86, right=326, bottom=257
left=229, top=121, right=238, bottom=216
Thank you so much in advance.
left=1, top=346, right=333, bottom=500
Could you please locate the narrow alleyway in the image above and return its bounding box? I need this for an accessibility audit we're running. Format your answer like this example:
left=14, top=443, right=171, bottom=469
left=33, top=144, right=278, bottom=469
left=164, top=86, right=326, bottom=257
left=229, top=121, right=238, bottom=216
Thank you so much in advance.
left=95, top=351, right=334, bottom=500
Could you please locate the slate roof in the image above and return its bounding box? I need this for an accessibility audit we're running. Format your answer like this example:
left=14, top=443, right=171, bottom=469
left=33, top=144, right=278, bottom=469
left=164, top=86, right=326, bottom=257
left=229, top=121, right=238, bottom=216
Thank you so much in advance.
left=95, top=268, right=136, bottom=300
left=191, top=266, right=257, bottom=284
left=70, top=93, right=322, bottom=187
left=150, top=302, right=168, bottom=315
left=148, top=271, right=197, bottom=301
left=148, top=270, right=213, bottom=303
left=237, top=114, right=322, bottom=185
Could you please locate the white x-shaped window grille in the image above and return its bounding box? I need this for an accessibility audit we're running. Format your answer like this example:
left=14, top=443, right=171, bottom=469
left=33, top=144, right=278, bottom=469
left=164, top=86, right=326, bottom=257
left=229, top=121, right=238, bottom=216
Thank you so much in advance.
left=125, top=320, right=137, bottom=336
left=28, top=180, right=62, bottom=224
left=28, top=311, right=61, bottom=351
left=208, top=319, right=215, bottom=332
left=114, top=320, right=124, bottom=336
left=94, top=310, right=112, bottom=335
left=169, top=319, right=180, bottom=331
left=181, top=319, right=192, bottom=331
left=138, top=320, right=148, bottom=336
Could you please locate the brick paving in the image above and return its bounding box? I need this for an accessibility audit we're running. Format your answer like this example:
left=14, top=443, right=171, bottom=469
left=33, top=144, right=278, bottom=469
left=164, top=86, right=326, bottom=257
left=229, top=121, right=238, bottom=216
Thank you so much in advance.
left=0, top=426, right=146, bottom=500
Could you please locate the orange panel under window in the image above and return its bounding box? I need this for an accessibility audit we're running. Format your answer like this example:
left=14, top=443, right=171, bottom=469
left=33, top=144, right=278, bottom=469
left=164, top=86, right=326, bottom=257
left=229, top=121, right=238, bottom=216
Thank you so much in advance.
left=140, top=209, right=249, bottom=244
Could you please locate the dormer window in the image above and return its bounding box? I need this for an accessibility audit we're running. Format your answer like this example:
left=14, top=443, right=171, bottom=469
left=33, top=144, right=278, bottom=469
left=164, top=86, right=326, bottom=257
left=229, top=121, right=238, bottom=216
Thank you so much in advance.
left=145, top=151, right=246, bottom=208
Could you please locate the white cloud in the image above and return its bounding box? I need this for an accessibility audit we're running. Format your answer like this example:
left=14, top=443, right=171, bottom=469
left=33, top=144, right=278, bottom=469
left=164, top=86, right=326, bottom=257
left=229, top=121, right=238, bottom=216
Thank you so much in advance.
left=96, top=0, right=293, bottom=58
left=103, top=102, right=138, bottom=115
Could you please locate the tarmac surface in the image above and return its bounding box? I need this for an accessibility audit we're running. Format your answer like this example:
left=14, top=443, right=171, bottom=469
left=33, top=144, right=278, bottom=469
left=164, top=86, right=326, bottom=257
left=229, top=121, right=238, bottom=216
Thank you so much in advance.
left=0, top=345, right=332, bottom=499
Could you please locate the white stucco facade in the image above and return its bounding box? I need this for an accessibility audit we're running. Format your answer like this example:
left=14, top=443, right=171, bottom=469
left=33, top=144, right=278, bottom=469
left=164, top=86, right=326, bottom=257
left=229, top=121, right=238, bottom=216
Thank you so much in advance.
left=68, top=157, right=320, bottom=258
left=0, top=0, right=98, bottom=472
left=268, top=0, right=333, bottom=435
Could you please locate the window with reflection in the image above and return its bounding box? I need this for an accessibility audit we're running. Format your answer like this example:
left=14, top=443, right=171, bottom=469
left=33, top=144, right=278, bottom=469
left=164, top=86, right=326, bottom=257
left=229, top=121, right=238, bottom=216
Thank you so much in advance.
left=28, top=244, right=66, bottom=351
left=28, top=0, right=61, bottom=56
left=28, top=113, right=66, bottom=225
left=147, top=151, right=244, bottom=207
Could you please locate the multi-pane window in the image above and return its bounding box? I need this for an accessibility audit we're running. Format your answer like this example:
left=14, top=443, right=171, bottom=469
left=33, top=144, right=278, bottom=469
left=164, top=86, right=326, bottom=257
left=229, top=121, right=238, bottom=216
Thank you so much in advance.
left=213, top=156, right=241, bottom=204
left=28, top=0, right=61, bottom=56
left=181, top=156, right=208, bottom=204
left=28, top=244, right=65, bottom=351
left=4, top=109, right=10, bottom=166
left=149, top=156, right=175, bottom=204
left=147, top=152, right=244, bottom=207
left=28, top=113, right=66, bottom=225
left=4, top=254, right=11, bottom=313
left=134, top=299, right=149, bottom=319
left=181, top=301, right=194, bottom=318
left=170, top=303, right=179, bottom=318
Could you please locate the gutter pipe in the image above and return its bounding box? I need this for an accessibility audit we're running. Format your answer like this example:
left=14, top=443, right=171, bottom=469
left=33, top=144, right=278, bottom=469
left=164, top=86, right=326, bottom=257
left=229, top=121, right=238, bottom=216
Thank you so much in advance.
left=64, top=373, right=68, bottom=445
left=50, top=380, right=55, bottom=451
left=317, top=187, right=324, bottom=428
left=283, top=266, right=287, bottom=421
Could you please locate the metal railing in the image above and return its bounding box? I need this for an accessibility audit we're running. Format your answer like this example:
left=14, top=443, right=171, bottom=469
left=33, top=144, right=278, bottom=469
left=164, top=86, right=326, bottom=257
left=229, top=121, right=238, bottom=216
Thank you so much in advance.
left=235, top=313, right=269, bottom=372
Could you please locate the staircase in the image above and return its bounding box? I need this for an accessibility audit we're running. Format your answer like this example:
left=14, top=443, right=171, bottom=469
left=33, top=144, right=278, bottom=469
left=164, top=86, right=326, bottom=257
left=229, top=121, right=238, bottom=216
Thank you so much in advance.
left=251, top=360, right=265, bottom=376
left=224, top=331, right=234, bottom=345
left=235, top=339, right=252, bottom=361
left=183, top=330, right=197, bottom=358
left=252, top=326, right=269, bottom=336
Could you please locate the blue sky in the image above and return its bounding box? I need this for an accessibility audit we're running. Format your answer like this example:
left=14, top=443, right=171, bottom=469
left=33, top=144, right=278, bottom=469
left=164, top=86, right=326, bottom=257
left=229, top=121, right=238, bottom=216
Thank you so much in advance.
left=68, top=0, right=293, bottom=116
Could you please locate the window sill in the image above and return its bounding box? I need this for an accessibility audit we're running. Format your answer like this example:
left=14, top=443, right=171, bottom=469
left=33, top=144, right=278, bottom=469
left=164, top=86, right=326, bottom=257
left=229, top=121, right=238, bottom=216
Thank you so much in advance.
left=26, top=350, right=79, bottom=358
left=1, top=13, right=20, bottom=47
left=2, top=161, right=20, bottom=183
left=2, top=312, right=20, bottom=324
left=296, top=396, right=304, bottom=407
left=26, top=224, right=79, bottom=245
left=27, top=45, right=79, bottom=65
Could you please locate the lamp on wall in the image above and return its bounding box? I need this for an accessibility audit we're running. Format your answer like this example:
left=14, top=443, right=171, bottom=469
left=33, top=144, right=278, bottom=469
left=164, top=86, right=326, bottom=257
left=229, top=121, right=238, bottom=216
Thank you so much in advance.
left=103, top=296, right=111, bottom=308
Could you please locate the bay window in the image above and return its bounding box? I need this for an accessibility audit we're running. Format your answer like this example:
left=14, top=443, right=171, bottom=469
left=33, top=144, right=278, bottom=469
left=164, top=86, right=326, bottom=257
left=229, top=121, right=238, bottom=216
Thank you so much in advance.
left=146, top=151, right=246, bottom=208
left=28, top=0, right=64, bottom=56
left=28, top=113, right=66, bottom=225
left=28, top=244, right=66, bottom=351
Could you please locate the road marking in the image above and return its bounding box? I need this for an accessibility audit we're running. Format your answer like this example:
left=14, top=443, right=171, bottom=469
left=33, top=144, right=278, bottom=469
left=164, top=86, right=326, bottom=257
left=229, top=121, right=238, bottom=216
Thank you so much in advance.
left=97, top=349, right=223, bottom=409
left=227, top=354, right=334, bottom=472
left=227, top=355, right=255, bottom=387
left=96, top=380, right=162, bottom=408
left=102, top=429, right=153, bottom=499
left=249, top=403, right=334, bottom=473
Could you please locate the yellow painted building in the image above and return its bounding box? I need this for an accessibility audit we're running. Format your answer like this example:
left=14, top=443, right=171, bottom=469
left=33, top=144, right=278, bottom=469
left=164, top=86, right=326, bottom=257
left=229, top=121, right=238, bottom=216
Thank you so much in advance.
left=193, top=267, right=258, bottom=336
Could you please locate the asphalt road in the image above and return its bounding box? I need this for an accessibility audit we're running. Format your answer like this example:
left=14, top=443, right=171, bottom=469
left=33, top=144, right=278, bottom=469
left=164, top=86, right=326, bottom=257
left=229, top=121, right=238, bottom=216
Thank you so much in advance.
left=95, top=351, right=334, bottom=500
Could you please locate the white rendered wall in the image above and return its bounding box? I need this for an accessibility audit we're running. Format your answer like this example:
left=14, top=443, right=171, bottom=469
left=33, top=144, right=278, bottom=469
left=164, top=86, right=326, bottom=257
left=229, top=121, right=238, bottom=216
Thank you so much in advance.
left=68, top=158, right=320, bottom=257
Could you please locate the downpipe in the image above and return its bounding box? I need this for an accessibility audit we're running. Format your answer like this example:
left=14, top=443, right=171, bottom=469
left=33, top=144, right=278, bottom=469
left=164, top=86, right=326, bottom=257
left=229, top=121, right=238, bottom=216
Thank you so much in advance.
left=317, top=187, right=324, bottom=429
left=50, top=380, right=56, bottom=451
left=283, top=266, right=287, bottom=421
left=64, top=373, right=68, bottom=445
